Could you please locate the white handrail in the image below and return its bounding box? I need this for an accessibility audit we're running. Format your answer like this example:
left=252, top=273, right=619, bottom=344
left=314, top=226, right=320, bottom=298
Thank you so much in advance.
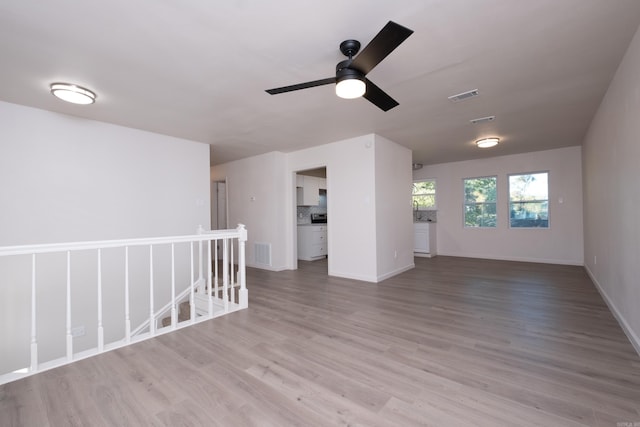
left=0, top=230, right=243, bottom=257
left=0, top=224, right=248, bottom=385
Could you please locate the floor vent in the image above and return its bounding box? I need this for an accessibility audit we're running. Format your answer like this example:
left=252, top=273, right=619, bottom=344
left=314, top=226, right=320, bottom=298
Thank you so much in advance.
left=448, top=89, right=479, bottom=102
left=254, top=242, right=272, bottom=266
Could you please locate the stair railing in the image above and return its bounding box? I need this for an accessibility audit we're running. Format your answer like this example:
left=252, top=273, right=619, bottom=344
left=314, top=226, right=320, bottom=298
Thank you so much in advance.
left=0, top=224, right=248, bottom=385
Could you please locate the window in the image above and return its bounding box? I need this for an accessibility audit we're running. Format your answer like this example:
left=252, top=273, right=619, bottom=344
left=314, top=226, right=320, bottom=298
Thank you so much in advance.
left=464, top=176, right=497, bottom=227
left=509, top=172, right=549, bottom=228
left=412, top=180, right=436, bottom=210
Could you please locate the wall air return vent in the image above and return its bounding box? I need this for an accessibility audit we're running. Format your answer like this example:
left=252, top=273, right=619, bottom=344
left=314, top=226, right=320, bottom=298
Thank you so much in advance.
left=470, top=115, right=495, bottom=124
left=448, top=89, right=479, bottom=102
left=254, top=242, right=272, bottom=267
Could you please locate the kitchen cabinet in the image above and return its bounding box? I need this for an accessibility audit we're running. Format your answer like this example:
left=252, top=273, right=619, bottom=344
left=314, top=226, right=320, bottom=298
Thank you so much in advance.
left=414, top=222, right=437, bottom=257
left=297, top=225, right=327, bottom=261
left=296, top=175, right=321, bottom=206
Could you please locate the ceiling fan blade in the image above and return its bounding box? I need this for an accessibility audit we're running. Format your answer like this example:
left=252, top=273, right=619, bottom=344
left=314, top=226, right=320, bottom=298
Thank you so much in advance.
left=363, top=78, right=399, bottom=111
left=351, top=21, right=413, bottom=75
left=266, top=77, right=336, bottom=95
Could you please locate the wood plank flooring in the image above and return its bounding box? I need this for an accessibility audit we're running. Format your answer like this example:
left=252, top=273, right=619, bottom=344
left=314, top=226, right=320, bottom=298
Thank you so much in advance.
left=2, top=256, right=639, bottom=426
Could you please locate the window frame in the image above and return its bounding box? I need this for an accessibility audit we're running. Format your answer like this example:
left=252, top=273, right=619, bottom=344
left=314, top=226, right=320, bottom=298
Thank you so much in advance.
left=508, top=171, right=550, bottom=229
left=463, top=175, right=498, bottom=228
left=412, top=179, right=437, bottom=210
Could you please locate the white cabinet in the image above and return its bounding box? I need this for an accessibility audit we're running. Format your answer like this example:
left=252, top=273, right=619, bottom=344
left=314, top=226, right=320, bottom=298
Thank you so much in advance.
left=297, top=225, right=327, bottom=261
left=296, top=175, right=321, bottom=206
left=414, top=222, right=437, bottom=257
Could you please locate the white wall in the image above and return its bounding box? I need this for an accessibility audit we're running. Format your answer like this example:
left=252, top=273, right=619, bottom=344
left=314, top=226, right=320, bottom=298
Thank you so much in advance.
left=374, top=135, right=415, bottom=280
left=582, top=24, right=640, bottom=352
left=0, top=101, right=211, bottom=372
left=211, top=151, right=288, bottom=270
left=211, top=133, right=415, bottom=282
left=414, top=146, right=584, bottom=265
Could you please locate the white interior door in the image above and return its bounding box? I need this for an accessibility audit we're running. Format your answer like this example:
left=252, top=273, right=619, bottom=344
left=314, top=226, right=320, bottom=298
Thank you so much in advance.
left=211, top=181, right=227, bottom=230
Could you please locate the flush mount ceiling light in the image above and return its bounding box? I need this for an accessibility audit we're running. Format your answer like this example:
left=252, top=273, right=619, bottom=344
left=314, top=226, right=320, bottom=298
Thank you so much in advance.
left=476, top=137, right=500, bottom=148
left=50, top=83, right=96, bottom=105
left=412, top=163, right=423, bottom=170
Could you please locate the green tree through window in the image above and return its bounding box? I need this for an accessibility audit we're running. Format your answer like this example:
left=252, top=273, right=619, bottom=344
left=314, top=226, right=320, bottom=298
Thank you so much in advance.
left=509, top=172, right=549, bottom=228
left=464, top=176, right=497, bottom=227
left=412, top=180, right=436, bottom=209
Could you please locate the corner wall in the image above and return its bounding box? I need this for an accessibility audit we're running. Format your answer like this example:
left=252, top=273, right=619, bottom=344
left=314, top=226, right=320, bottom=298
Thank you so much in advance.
left=374, top=135, right=414, bottom=280
left=211, top=151, right=288, bottom=271
left=414, top=146, right=584, bottom=265
left=0, top=101, right=211, bottom=373
left=582, top=24, right=640, bottom=352
left=212, top=133, right=415, bottom=282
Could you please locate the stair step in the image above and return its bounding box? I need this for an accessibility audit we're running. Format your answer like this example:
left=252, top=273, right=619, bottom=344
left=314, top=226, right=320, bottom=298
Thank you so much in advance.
left=161, top=300, right=191, bottom=327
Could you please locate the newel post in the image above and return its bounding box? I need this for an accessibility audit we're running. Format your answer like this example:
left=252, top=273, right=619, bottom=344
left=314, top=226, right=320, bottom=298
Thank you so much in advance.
left=237, top=224, right=248, bottom=308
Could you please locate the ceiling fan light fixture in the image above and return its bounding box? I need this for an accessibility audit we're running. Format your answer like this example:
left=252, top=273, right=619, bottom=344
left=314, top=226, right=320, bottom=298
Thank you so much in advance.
left=50, top=83, right=96, bottom=105
left=335, top=76, right=366, bottom=99
left=476, top=137, right=500, bottom=148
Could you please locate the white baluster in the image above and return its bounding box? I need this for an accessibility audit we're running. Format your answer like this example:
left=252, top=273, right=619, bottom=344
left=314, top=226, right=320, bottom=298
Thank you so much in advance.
left=125, top=246, right=131, bottom=343
left=207, top=239, right=213, bottom=316
left=171, top=243, right=176, bottom=329
left=66, top=251, right=73, bottom=361
left=230, top=240, right=235, bottom=304
left=97, top=249, right=104, bottom=351
left=198, top=239, right=203, bottom=286
left=223, top=238, right=229, bottom=313
left=214, top=238, right=219, bottom=297
left=190, top=242, right=195, bottom=323
left=237, top=224, right=248, bottom=309
left=30, top=254, right=38, bottom=372
left=149, top=245, right=155, bottom=335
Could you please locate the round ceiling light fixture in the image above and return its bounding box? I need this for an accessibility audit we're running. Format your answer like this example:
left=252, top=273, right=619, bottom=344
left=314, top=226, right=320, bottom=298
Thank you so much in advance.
left=475, top=137, right=500, bottom=148
left=335, top=64, right=366, bottom=99
left=50, top=83, right=97, bottom=105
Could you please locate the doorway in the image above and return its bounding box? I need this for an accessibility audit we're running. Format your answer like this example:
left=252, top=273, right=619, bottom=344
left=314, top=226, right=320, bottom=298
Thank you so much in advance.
left=211, top=180, right=227, bottom=230
left=294, top=167, right=328, bottom=274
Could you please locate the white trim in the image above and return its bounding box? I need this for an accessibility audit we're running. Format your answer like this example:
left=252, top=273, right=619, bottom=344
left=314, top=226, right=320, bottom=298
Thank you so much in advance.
left=585, top=265, right=640, bottom=357
left=435, top=251, right=583, bottom=266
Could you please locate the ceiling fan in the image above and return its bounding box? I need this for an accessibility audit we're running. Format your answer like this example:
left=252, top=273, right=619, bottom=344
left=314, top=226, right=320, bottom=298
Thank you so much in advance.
left=265, top=21, right=414, bottom=111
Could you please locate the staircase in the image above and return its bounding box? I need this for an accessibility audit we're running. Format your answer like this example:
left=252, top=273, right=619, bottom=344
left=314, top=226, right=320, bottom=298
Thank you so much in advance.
left=0, top=225, right=248, bottom=385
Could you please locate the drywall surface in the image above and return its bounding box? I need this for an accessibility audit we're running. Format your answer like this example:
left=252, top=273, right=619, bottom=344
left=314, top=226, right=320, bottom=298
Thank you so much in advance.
left=582, top=23, right=640, bottom=353
left=414, top=146, right=584, bottom=265
left=0, top=101, right=210, bottom=373
left=211, top=151, right=288, bottom=270
left=212, top=133, right=415, bottom=282
left=373, top=135, right=414, bottom=280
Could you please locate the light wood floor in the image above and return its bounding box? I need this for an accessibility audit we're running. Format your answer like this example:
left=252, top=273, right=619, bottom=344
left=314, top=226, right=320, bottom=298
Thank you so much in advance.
left=2, top=256, right=639, bottom=426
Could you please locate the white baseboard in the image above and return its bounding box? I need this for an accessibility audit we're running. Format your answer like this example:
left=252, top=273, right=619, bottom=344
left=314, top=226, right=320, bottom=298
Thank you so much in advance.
left=246, top=262, right=287, bottom=272
left=375, top=263, right=415, bottom=282
left=329, top=263, right=415, bottom=283
left=435, top=251, right=583, bottom=266
left=584, top=265, right=640, bottom=357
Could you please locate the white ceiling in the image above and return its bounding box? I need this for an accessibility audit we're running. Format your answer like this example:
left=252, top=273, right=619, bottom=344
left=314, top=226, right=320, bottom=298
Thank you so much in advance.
left=2, top=1, right=640, bottom=166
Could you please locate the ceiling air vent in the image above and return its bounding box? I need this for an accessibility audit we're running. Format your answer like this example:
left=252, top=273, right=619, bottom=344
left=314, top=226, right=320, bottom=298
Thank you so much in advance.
left=448, top=89, right=479, bottom=102
left=470, top=115, right=495, bottom=124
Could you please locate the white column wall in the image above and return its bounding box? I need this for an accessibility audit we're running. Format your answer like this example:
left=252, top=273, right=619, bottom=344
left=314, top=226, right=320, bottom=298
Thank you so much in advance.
left=373, top=135, right=415, bottom=280
left=287, top=135, right=379, bottom=281
left=211, top=133, right=415, bottom=282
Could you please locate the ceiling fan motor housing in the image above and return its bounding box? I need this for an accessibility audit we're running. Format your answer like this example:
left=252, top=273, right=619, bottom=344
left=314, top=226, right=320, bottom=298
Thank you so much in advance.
left=336, top=60, right=364, bottom=82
